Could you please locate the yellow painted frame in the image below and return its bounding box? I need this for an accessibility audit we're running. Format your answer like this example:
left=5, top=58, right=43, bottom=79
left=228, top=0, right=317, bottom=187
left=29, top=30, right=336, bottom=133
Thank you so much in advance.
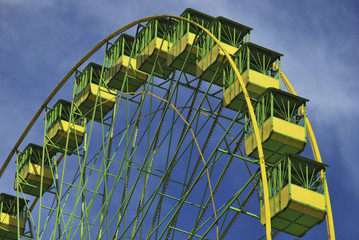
left=167, top=32, right=198, bottom=67
left=74, top=83, right=117, bottom=110
left=196, top=42, right=238, bottom=78
left=46, top=119, right=85, bottom=143
left=136, top=37, right=172, bottom=70
left=244, top=117, right=307, bottom=162
left=0, top=212, right=25, bottom=235
left=104, top=55, right=148, bottom=84
left=275, top=64, right=335, bottom=239
left=260, top=184, right=326, bottom=224
left=15, top=163, right=53, bottom=187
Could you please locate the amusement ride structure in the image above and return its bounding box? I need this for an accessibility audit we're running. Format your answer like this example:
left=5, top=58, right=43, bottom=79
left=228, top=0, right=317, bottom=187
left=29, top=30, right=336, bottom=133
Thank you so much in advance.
left=0, top=9, right=335, bottom=240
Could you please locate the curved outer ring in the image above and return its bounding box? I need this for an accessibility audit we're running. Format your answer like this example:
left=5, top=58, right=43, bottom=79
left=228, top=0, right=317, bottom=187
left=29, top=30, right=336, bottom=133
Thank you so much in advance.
left=0, top=14, right=335, bottom=239
left=279, top=70, right=335, bottom=239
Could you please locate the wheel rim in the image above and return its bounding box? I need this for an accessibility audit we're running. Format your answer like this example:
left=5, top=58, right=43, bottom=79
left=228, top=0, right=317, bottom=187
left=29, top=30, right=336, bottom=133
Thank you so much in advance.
left=1, top=12, right=334, bottom=240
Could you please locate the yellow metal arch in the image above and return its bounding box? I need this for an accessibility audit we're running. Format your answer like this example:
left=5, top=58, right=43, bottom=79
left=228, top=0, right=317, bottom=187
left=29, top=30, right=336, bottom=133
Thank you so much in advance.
left=277, top=69, right=336, bottom=239
left=0, top=14, right=334, bottom=240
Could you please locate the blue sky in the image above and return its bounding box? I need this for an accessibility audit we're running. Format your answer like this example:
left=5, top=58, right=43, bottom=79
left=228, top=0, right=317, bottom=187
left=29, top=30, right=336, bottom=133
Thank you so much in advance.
left=0, top=0, right=358, bottom=239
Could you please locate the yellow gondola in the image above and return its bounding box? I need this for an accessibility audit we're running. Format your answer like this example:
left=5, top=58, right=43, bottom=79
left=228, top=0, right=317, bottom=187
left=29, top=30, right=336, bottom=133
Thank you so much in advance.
left=245, top=88, right=308, bottom=164
left=0, top=193, right=28, bottom=239
left=73, top=62, right=117, bottom=122
left=14, top=143, right=55, bottom=197
left=260, top=154, right=328, bottom=237
left=45, top=99, right=85, bottom=155
left=104, top=34, right=148, bottom=92
left=223, top=42, right=282, bottom=112
left=196, top=16, right=252, bottom=86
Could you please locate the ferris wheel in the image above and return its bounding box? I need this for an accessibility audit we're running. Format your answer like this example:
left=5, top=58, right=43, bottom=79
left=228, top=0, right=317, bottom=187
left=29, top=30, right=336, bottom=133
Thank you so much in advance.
left=0, top=8, right=335, bottom=240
